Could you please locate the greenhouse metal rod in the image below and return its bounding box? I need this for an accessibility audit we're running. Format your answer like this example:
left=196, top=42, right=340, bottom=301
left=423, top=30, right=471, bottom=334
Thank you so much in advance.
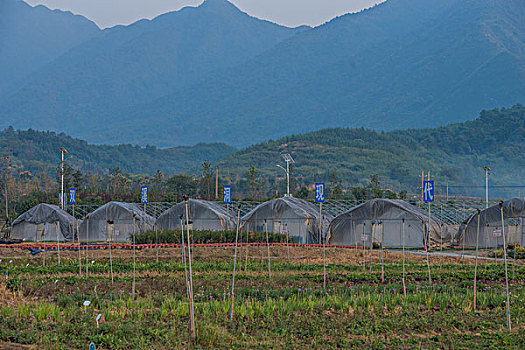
left=230, top=207, right=241, bottom=320
left=500, top=202, right=511, bottom=331
left=185, top=199, right=196, bottom=340
left=473, top=210, right=480, bottom=311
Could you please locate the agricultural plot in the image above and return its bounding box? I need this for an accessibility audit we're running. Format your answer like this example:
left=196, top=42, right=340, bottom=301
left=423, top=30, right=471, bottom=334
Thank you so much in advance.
left=0, top=245, right=524, bottom=349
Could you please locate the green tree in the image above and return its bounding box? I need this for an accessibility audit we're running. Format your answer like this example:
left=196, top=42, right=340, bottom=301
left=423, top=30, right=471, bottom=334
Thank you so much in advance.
left=199, top=161, right=214, bottom=199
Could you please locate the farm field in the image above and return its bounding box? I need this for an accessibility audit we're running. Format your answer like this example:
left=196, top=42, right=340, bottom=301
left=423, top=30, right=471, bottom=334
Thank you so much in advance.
left=0, top=245, right=524, bottom=349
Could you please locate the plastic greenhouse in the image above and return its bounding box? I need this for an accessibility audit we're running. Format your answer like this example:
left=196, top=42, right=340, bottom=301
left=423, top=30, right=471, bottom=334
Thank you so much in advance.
left=78, top=202, right=155, bottom=242
left=241, top=197, right=333, bottom=244
left=327, top=199, right=449, bottom=248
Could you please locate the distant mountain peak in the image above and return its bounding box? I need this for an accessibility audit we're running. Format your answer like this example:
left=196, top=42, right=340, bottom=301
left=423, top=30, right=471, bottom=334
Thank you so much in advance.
left=199, top=0, right=237, bottom=10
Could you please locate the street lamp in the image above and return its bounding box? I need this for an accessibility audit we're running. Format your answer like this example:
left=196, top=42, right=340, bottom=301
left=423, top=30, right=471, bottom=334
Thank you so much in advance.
left=59, top=148, right=69, bottom=209
left=483, top=166, right=491, bottom=208
left=277, top=153, right=294, bottom=197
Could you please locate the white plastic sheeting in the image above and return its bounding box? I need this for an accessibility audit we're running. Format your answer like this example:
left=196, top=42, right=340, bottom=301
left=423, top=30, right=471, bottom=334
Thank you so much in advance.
left=11, top=203, right=76, bottom=242
left=78, top=202, right=155, bottom=242
left=156, top=199, right=236, bottom=231
left=327, top=199, right=449, bottom=248
left=241, top=197, right=333, bottom=244
left=454, top=198, right=525, bottom=248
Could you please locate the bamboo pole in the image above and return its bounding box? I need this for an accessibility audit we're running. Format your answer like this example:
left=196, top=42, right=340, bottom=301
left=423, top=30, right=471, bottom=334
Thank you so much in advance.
left=185, top=199, right=196, bottom=340
left=500, top=202, right=511, bottom=331
left=230, top=207, right=241, bottom=320
left=180, top=216, right=189, bottom=301
left=402, top=219, right=406, bottom=297
left=56, top=222, right=60, bottom=265
left=85, top=219, right=89, bottom=276
left=321, top=203, right=326, bottom=290
left=132, top=216, right=136, bottom=295
left=265, top=220, right=271, bottom=280
left=473, top=210, right=480, bottom=311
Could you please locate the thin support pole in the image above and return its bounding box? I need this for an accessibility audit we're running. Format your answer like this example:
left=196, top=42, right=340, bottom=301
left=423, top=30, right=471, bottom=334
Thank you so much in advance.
left=306, top=221, right=309, bottom=266
left=155, top=223, right=159, bottom=263
left=473, top=210, right=480, bottom=311
left=321, top=203, right=326, bottom=290
left=132, top=216, right=136, bottom=295
left=426, top=206, right=432, bottom=285
left=380, top=223, right=384, bottom=283
left=56, top=222, right=60, bottom=265
left=362, top=224, right=366, bottom=271
left=109, top=236, right=114, bottom=285
left=402, top=219, right=406, bottom=297
left=286, top=224, right=290, bottom=264
left=500, top=203, right=511, bottom=331
left=185, top=200, right=196, bottom=340
left=244, top=226, right=249, bottom=272
left=369, top=223, right=374, bottom=274
left=85, top=219, right=89, bottom=277
left=230, top=208, right=241, bottom=320
left=180, top=216, right=189, bottom=300
left=43, top=225, right=46, bottom=267
left=75, top=208, right=81, bottom=275
left=265, top=220, right=271, bottom=280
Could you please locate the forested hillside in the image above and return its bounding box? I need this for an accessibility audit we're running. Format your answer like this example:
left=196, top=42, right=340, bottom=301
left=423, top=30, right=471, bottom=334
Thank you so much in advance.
left=0, top=128, right=236, bottom=175
left=215, top=105, right=525, bottom=197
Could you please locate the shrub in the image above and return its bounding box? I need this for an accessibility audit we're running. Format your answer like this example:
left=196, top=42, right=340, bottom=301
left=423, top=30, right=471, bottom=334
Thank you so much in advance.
left=135, top=229, right=294, bottom=244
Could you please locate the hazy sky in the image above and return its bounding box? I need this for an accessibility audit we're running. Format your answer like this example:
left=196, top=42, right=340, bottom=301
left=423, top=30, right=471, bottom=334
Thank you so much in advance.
left=23, top=0, right=382, bottom=29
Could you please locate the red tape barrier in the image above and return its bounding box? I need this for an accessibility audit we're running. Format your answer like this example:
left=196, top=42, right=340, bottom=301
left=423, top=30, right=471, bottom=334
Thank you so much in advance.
left=0, top=242, right=363, bottom=251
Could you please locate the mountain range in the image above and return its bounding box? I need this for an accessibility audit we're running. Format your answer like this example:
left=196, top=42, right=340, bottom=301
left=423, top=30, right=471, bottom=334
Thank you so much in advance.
left=0, top=0, right=523, bottom=147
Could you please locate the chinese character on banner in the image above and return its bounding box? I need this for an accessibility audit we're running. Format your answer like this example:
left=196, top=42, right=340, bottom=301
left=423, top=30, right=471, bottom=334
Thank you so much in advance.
left=69, top=188, right=76, bottom=205
left=315, top=183, right=325, bottom=203
left=140, top=186, right=148, bottom=204
left=223, top=186, right=231, bottom=204
left=423, top=181, right=434, bottom=202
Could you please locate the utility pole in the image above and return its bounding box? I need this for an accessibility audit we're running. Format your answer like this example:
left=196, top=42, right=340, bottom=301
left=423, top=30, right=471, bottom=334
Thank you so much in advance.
left=2, top=156, right=8, bottom=219
left=215, top=168, right=219, bottom=199
left=483, top=166, right=491, bottom=208
left=59, top=148, right=69, bottom=210
left=277, top=154, right=294, bottom=197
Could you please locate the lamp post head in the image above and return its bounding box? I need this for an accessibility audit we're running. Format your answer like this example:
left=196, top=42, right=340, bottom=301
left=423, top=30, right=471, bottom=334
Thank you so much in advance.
left=483, top=166, right=491, bottom=172
left=58, top=148, right=69, bottom=155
